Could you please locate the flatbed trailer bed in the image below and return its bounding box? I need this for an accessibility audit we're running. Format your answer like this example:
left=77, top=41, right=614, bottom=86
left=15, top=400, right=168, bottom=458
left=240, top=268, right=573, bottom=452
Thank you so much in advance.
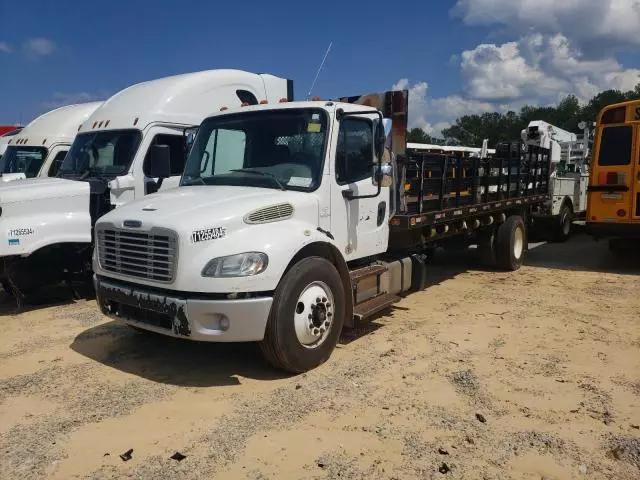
left=389, top=142, right=551, bottom=250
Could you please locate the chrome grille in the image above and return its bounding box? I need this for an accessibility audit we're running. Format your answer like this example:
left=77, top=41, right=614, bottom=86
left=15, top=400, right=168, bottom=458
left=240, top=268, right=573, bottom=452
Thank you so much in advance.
left=244, top=203, right=294, bottom=224
left=97, top=227, right=177, bottom=283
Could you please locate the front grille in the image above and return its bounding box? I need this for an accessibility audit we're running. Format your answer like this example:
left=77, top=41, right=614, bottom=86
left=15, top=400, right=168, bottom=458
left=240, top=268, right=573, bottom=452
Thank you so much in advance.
left=97, top=228, right=178, bottom=282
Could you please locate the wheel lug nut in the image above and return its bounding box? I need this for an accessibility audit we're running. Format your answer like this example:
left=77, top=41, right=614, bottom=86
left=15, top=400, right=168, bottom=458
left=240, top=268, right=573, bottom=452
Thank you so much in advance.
left=320, top=327, right=325, bottom=333
left=308, top=313, right=312, bottom=319
left=324, top=321, right=330, bottom=327
left=326, top=303, right=331, bottom=307
left=327, top=312, right=333, bottom=317
left=313, top=328, right=320, bottom=335
left=309, top=322, right=314, bottom=329
left=322, top=297, right=327, bottom=302
left=316, top=297, right=321, bottom=303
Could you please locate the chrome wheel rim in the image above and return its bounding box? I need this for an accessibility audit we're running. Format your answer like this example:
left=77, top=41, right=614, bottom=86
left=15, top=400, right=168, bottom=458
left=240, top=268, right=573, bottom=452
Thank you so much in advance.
left=293, top=281, right=334, bottom=349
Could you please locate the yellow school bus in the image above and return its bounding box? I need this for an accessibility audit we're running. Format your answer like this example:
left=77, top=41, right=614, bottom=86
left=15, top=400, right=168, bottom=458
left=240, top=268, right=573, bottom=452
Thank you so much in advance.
left=586, top=100, right=640, bottom=245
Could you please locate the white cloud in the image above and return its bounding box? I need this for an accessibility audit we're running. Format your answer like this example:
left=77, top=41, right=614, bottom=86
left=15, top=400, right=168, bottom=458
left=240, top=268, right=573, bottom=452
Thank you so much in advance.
left=460, top=34, right=640, bottom=103
left=392, top=78, right=430, bottom=132
left=41, top=91, right=108, bottom=111
left=453, top=0, right=640, bottom=52
left=23, top=38, right=56, bottom=57
left=0, top=42, right=12, bottom=54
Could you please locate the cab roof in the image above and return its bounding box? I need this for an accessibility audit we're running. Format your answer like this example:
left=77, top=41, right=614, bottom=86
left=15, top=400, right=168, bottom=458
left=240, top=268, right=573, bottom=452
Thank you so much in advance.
left=79, top=69, right=288, bottom=133
left=7, top=102, right=103, bottom=148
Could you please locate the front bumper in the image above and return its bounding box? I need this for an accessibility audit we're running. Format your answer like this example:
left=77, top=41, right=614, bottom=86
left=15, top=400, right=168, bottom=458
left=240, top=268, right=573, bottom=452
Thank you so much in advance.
left=94, top=275, right=273, bottom=342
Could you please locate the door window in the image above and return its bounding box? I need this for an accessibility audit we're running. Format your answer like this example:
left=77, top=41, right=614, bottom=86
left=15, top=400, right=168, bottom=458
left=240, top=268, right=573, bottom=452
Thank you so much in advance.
left=336, top=118, right=373, bottom=185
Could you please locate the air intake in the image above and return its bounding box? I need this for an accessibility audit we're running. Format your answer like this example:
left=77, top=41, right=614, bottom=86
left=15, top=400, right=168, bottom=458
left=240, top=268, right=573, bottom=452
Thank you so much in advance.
left=244, top=203, right=294, bottom=224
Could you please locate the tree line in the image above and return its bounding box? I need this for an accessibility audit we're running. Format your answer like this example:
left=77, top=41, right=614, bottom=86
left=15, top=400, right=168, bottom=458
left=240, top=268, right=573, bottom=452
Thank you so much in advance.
left=407, top=84, right=640, bottom=147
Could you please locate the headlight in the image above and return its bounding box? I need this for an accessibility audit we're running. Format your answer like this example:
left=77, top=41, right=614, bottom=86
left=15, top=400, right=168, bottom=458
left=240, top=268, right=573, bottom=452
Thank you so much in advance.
left=201, top=252, right=268, bottom=278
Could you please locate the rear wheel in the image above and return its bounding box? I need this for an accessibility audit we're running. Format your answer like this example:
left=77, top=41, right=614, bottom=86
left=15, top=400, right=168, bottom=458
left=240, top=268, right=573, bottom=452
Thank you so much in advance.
left=260, top=256, right=345, bottom=373
left=477, top=227, right=497, bottom=268
left=495, top=215, right=526, bottom=271
left=553, top=204, right=572, bottom=242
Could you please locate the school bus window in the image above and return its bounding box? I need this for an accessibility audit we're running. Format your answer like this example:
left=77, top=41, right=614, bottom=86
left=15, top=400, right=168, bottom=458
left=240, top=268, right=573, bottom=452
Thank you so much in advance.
left=598, top=126, right=632, bottom=166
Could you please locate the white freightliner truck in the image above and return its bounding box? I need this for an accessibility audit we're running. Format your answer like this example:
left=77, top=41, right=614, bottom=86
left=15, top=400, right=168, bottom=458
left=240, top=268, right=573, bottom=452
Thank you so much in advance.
left=0, top=103, right=102, bottom=181
left=523, top=120, right=591, bottom=241
left=0, top=69, right=292, bottom=299
left=92, top=89, right=551, bottom=373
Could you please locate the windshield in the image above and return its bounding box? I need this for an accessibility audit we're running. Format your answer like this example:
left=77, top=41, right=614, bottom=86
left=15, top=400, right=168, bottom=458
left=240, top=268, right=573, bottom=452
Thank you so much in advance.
left=58, top=129, right=142, bottom=177
left=0, top=146, right=48, bottom=177
left=182, top=108, right=327, bottom=191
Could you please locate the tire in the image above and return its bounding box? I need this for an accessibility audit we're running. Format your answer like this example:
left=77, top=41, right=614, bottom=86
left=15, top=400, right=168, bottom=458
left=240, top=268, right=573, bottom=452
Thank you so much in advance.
left=259, top=256, right=346, bottom=373
left=2, top=280, right=14, bottom=297
left=495, top=215, right=526, bottom=271
left=553, top=204, right=572, bottom=242
left=477, top=227, right=497, bottom=268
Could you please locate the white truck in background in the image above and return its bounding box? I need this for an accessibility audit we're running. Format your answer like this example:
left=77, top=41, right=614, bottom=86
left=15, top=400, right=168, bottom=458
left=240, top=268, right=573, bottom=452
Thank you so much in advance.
left=92, top=89, right=552, bottom=373
left=0, top=104, right=101, bottom=181
left=0, top=69, right=293, bottom=300
left=522, top=120, right=591, bottom=241
left=0, top=127, right=24, bottom=159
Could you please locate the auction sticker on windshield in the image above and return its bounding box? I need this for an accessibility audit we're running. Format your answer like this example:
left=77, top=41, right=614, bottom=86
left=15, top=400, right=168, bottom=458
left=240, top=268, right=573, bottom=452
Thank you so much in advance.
left=191, top=226, right=226, bottom=244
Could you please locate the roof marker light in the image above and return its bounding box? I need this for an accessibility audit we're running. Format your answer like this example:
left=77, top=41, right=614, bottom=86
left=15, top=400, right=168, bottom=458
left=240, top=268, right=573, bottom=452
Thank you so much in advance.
left=105, top=120, right=110, bottom=127
left=241, top=102, right=249, bottom=107
left=92, top=121, right=98, bottom=129
left=279, top=98, right=288, bottom=103
left=312, top=96, right=321, bottom=101
left=42, top=139, right=47, bottom=145
left=98, top=121, right=103, bottom=128
left=77, top=125, right=82, bottom=132
left=260, top=100, right=268, bottom=104
left=133, top=117, right=139, bottom=126
left=220, top=106, right=228, bottom=111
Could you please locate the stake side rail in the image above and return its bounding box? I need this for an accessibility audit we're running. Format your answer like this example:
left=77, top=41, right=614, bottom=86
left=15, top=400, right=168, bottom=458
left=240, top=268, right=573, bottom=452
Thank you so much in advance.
left=388, top=142, right=551, bottom=244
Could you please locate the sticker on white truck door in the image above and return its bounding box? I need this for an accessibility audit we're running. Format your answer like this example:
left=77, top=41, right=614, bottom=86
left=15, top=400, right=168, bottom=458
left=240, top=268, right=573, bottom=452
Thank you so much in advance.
left=191, top=226, right=226, bottom=243
left=8, top=227, right=34, bottom=237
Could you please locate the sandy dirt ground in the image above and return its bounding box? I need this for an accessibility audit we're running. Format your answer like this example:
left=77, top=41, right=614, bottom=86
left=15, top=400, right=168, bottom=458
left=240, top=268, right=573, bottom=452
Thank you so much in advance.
left=1, top=231, right=639, bottom=479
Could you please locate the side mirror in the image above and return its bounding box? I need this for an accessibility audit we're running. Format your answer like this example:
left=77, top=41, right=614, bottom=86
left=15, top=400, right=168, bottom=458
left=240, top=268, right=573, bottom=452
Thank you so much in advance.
left=148, top=144, right=171, bottom=179
left=373, top=162, right=393, bottom=188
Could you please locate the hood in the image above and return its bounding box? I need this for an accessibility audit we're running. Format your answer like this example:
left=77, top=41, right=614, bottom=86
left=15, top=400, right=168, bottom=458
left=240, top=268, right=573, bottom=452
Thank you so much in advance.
left=0, top=177, right=89, bottom=205
left=99, top=185, right=320, bottom=232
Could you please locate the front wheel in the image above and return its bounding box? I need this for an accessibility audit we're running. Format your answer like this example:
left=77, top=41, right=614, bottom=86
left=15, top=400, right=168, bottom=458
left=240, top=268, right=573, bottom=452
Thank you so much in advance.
left=259, top=256, right=346, bottom=373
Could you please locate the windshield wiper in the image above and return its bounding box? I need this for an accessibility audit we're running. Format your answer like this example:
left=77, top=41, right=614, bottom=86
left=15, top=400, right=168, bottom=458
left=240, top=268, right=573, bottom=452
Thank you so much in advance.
left=229, top=169, right=286, bottom=191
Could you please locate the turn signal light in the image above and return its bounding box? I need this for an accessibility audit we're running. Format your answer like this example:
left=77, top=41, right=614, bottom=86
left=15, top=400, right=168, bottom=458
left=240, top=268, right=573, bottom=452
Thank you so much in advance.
left=617, top=209, right=627, bottom=217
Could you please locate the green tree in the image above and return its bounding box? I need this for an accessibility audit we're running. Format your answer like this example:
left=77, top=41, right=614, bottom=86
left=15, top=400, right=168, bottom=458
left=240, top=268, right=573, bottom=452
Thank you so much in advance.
left=407, top=128, right=433, bottom=144
left=442, top=84, right=640, bottom=148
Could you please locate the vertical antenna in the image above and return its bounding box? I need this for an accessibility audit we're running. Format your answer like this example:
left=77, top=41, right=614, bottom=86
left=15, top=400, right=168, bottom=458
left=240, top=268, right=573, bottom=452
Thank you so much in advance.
left=307, top=41, right=333, bottom=99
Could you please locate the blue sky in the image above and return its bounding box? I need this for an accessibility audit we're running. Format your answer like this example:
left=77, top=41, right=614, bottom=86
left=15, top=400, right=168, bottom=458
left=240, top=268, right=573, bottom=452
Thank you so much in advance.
left=1, top=0, right=638, bottom=136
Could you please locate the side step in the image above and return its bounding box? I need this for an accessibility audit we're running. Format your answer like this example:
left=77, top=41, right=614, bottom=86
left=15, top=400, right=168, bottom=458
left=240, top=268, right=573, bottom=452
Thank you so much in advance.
left=354, top=293, right=400, bottom=321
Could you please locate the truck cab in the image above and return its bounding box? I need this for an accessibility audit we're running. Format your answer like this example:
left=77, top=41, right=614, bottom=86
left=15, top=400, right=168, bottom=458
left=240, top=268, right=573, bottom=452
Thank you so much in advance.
left=0, top=104, right=101, bottom=182
left=0, top=69, right=292, bottom=299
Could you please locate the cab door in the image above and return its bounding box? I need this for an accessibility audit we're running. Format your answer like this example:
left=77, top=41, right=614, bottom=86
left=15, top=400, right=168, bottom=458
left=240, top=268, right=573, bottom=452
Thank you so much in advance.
left=588, top=124, right=635, bottom=222
left=329, top=115, right=390, bottom=261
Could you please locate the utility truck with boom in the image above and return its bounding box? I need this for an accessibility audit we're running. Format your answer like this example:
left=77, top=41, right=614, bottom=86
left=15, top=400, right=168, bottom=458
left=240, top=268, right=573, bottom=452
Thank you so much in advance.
left=0, top=103, right=101, bottom=181
left=93, top=89, right=551, bottom=373
left=0, top=69, right=292, bottom=300
left=523, top=120, right=591, bottom=240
